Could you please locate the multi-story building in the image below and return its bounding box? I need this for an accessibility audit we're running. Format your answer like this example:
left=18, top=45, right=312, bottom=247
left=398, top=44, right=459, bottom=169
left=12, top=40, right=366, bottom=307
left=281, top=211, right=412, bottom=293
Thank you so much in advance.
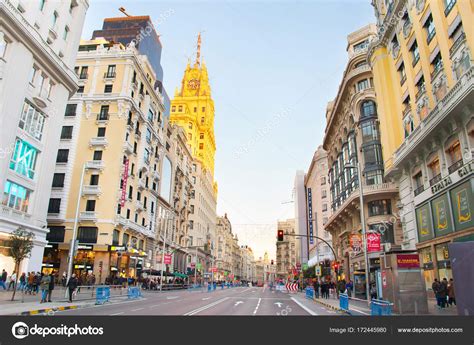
left=294, top=170, right=307, bottom=264
left=305, top=146, right=334, bottom=265
left=0, top=0, right=88, bottom=273
left=369, top=0, right=473, bottom=291
left=170, top=35, right=218, bottom=274
left=240, top=245, right=254, bottom=282
left=323, top=24, right=402, bottom=297
left=231, top=234, right=241, bottom=280
left=216, top=214, right=232, bottom=280
left=276, top=218, right=298, bottom=279
left=43, top=28, right=168, bottom=281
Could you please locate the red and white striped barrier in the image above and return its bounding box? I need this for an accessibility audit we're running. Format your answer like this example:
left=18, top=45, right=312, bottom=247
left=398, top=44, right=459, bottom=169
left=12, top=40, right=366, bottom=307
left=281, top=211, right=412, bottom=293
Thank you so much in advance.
left=285, top=283, right=298, bottom=293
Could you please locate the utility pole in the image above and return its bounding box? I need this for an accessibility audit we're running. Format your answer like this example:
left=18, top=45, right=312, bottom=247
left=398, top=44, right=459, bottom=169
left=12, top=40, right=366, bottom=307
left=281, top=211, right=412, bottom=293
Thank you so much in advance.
left=160, top=212, right=169, bottom=292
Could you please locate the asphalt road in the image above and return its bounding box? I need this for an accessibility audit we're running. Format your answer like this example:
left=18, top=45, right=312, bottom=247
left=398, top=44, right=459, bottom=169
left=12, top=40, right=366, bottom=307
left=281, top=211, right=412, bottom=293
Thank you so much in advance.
left=51, top=286, right=338, bottom=316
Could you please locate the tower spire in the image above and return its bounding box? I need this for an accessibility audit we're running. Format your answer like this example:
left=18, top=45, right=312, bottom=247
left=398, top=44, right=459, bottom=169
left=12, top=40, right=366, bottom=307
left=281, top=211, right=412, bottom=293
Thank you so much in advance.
left=196, top=32, right=201, bottom=66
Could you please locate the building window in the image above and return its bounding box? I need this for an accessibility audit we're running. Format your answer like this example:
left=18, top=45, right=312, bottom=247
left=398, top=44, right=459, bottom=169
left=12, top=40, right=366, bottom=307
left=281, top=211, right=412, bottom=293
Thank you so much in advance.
left=19, top=101, right=46, bottom=141
left=353, top=40, right=369, bottom=52
left=321, top=176, right=326, bottom=185
left=363, top=144, right=383, bottom=167
left=424, top=14, right=436, bottom=43
left=356, top=79, right=369, bottom=92
left=77, top=227, right=98, bottom=244
left=202, top=107, right=206, bottom=112
left=65, top=104, right=77, bottom=117
left=63, top=26, right=69, bottom=40
left=368, top=200, right=392, bottom=216
left=365, top=170, right=384, bottom=185
left=428, top=158, right=441, bottom=185
left=411, top=41, right=420, bottom=66
left=52, top=11, right=58, bottom=28
left=322, top=203, right=328, bottom=212
left=360, top=121, right=379, bottom=143
left=360, top=100, right=377, bottom=118
left=444, top=0, right=456, bottom=16
left=9, top=139, right=38, bottom=179
left=104, top=84, right=113, bottom=93
left=90, top=174, right=99, bottom=186
left=403, top=114, right=415, bottom=138
left=39, top=0, right=46, bottom=11
left=77, top=86, right=84, bottom=93
left=106, top=65, right=116, bottom=78
left=413, top=171, right=424, bottom=195
left=46, top=226, right=65, bottom=243
left=93, top=150, right=103, bottom=161
left=201, top=117, right=205, bottom=124
left=48, top=198, right=61, bottom=213
left=322, top=190, right=327, bottom=199
left=369, top=223, right=395, bottom=244
left=98, top=105, right=109, bottom=120
left=398, top=62, right=406, bottom=85
left=52, top=173, right=65, bottom=188
left=178, top=105, right=183, bottom=112
left=60, top=126, right=73, bottom=139
left=2, top=181, right=31, bottom=212
left=79, top=66, right=88, bottom=79
left=97, top=127, right=106, bottom=137
left=56, top=149, right=69, bottom=163
left=431, top=53, right=443, bottom=76
left=199, top=143, right=204, bottom=150
left=112, top=230, right=120, bottom=245
left=86, top=200, right=96, bottom=212
left=446, top=141, right=463, bottom=172
left=171, top=106, right=176, bottom=112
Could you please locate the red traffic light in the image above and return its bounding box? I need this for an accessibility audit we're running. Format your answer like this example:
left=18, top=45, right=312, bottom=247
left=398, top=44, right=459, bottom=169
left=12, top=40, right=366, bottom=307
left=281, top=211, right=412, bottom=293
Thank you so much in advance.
left=277, top=230, right=284, bottom=241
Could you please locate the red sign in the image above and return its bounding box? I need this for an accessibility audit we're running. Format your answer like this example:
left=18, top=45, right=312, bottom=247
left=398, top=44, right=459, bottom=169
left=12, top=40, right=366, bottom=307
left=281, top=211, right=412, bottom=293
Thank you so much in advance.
left=396, top=254, right=420, bottom=268
left=164, top=254, right=172, bottom=265
left=350, top=234, right=362, bottom=252
left=366, top=232, right=381, bottom=252
left=120, top=158, right=129, bottom=207
left=212, top=267, right=218, bottom=273
left=190, top=262, right=195, bottom=268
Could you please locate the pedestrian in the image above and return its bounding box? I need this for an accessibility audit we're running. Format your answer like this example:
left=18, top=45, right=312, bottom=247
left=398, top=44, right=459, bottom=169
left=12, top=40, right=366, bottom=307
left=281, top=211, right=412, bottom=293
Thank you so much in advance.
left=7, top=272, right=16, bottom=290
left=27, top=272, right=35, bottom=294
left=47, top=273, right=55, bottom=302
left=40, top=273, right=51, bottom=303
left=0, top=269, right=7, bottom=290
left=61, top=272, right=67, bottom=287
left=448, top=279, right=456, bottom=306
left=440, top=278, right=448, bottom=308
left=313, top=279, right=320, bottom=299
left=19, top=273, right=26, bottom=291
left=33, top=272, right=41, bottom=294
left=67, top=274, right=78, bottom=303
left=346, top=280, right=354, bottom=297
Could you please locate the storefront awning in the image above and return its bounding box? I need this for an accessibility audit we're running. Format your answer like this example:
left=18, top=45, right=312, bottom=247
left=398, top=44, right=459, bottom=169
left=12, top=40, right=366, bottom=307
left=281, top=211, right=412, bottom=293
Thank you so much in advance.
left=173, top=272, right=188, bottom=279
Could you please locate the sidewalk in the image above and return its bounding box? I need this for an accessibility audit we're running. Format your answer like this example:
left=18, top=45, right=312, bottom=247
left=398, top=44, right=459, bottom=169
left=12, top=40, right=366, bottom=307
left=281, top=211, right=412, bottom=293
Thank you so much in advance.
left=0, top=288, right=131, bottom=315
left=304, top=293, right=459, bottom=316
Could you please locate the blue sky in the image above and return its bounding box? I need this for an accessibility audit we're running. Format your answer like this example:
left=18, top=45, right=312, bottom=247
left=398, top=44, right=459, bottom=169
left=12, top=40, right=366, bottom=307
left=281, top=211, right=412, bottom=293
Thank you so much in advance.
left=82, top=0, right=375, bottom=259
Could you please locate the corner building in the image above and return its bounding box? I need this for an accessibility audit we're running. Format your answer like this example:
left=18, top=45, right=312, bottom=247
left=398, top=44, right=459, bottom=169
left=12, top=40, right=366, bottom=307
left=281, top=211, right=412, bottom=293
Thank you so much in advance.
left=323, top=24, right=402, bottom=299
left=0, top=0, right=88, bottom=272
left=369, top=0, right=473, bottom=291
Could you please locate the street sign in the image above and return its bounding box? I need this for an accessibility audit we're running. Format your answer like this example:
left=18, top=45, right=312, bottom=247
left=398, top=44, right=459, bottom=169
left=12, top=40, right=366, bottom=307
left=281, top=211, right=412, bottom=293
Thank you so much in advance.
left=350, top=234, right=362, bottom=252
left=315, top=265, right=321, bottom=276
left=164, top=254, right=172, bottom=265
left=212, top=267, right=217, bottom=273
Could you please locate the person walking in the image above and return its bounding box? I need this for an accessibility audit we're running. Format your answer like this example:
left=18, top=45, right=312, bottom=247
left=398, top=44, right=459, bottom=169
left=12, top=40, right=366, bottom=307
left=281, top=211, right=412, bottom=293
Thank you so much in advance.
left=39, top=273, right=50, bottom=303
left=0, top=269, right=7, bottom=290
left=67, top=274, right=78, bottom=303
left=432, top=279, right=441, bottom=308
left=7, top=272, right=16, bottom=291
left=346, top=280, right=354, bottom=297
left=440, top=278, right=448, bottom=308
left=448, top=279, right=456, bottom=307
left=47, top=273, right=55, bottom=302
left=19, top=273, right=26, bottom=291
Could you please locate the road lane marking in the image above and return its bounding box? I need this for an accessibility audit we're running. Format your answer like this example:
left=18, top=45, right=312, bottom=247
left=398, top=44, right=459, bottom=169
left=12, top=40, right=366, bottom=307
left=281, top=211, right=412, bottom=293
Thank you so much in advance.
left=166, top=296, right=178, bottom=300
left=290, top=297, right=318, bottom=316
left=253, top=298, right=262, bottom=316
left=110, top=312, right=124, bottom=315
left=202, top=297, right=211, bottom=300
left=350, top=307, right=370, bottom=315
left=274, top=302, right=283, bottom=308
left=131, top=307, right=144, bottom=312
left=184, top=298, right=229, bottom=316
left=234, top=301, right=244, bottom=307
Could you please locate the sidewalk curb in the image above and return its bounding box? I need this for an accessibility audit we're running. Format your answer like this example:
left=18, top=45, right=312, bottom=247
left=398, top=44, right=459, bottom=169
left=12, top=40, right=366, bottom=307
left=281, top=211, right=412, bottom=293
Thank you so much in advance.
left=19, top=305, right=81, bottom=316
left=310, top=297, right=352, bottom=315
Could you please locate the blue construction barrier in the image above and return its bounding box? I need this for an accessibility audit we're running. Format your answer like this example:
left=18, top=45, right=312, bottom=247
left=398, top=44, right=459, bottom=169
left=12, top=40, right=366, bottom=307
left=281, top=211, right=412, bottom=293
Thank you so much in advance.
left=339, top=293, right=349, bottom=311
left=370, top=299, right=393, bottom=316
left=213, top=282, right=217, bottom=290
left=127, top=286, right=142, bottom=299
left=207, top=284, right=212, bottom=292
left=95, top=286, right=110, bottom=305
left=221, top=283, right=224, bottom=290
left=305, top=287, right=314, bottom=299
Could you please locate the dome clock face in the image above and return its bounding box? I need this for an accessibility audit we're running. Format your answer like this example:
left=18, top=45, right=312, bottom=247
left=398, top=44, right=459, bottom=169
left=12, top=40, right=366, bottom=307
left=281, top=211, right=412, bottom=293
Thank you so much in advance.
left=187, top=79, right=200, bottom=90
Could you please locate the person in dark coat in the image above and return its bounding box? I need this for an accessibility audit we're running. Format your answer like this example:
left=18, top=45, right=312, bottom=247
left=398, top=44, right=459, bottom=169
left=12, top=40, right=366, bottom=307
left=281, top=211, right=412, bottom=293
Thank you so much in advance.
left=67, top=274, right=78, bottom=303
left=439, top=278, right=448, bottom=308
left=47, top=273, right=55, bottom=302
left=447, top=279, right=456, bottom=306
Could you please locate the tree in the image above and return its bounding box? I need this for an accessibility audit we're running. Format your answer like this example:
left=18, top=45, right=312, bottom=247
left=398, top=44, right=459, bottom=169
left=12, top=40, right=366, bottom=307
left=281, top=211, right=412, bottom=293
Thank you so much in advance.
left=9, top=227, right=35, bottom=301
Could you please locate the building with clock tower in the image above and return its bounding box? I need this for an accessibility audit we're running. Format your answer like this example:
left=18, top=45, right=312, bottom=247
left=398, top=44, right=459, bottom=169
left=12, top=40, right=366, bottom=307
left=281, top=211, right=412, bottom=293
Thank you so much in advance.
left=170, top=34, right=218, bottom=267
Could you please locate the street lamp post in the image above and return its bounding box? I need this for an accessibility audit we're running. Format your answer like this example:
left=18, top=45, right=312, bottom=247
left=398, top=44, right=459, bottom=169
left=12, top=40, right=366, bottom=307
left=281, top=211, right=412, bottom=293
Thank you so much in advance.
left=160, top=212, right=170, bottom=292
left=346, top=161, right=371, bottom=305
left=65, top=163, right=86, bottom=298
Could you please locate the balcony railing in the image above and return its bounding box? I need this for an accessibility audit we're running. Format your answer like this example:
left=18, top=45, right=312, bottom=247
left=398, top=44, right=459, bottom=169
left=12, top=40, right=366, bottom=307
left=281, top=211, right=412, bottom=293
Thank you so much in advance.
left=123, top=141, right=133, bottom=154
left=429, top=173, right=443, bottom=186
left=103, top=72, right=116, bottom=79
left=450, top=32, right=466, bottom=57
left=85, top=160, right=105, bottom=170
left=79, top=211, right=97, bottom=221
left=82, top=185, right=101, bottom=195
left=96, top=113, right=109, bottom=121
left=448, top=159, right=464, bottom=174
left=89, top=137, right=108, bottom=147
left=414, top=185, right=425, bottom=196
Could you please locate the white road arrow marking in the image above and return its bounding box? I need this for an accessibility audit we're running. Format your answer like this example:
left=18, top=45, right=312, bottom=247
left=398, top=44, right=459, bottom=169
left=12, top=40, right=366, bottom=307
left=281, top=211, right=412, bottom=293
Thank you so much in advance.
left=274, top=302, right=283, bottom=308
left=166, top=296, right=178, bottom=300
left=202, top=297, right=211, bottom=300
left=234, top=301, right=244, bottom=307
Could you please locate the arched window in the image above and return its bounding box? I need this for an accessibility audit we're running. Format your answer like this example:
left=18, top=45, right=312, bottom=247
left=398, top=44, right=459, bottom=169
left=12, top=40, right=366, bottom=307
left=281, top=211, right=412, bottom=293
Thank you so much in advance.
left=360, top=100, right=377, bottom=118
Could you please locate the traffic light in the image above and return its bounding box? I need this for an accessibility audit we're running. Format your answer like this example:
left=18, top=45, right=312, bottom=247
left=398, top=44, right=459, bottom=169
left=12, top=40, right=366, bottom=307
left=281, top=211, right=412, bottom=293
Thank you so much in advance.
left=332, top=261, right=340, bottom=274
left=277, top=230, right=284, bottom=241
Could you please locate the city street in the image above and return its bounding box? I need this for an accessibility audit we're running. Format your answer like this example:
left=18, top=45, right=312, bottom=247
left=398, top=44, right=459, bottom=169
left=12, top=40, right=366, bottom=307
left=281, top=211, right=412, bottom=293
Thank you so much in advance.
left=51, top=287, right=337, bottom=316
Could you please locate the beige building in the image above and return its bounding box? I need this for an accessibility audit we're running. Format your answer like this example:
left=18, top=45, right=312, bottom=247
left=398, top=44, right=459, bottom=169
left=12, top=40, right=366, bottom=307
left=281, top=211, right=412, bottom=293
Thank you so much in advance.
left=276, top=218, right=297, bottom=279
left=216, top=214, right=233, bottom=280
left=0, top=0, right=88, bottom=273
left=305, top=146, right=333, bottom=265
left=323, top=25, right=402, bottom=296
left=240, top=245, right=254, bottom=282
left=44, top=34, right=168, bottom=281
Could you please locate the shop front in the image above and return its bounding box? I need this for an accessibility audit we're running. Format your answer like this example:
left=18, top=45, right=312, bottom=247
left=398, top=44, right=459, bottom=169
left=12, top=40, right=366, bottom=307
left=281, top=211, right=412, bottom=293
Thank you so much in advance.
left=108, top=245, right=147, bottom=280
left=0, top=233, right=14, bottom=274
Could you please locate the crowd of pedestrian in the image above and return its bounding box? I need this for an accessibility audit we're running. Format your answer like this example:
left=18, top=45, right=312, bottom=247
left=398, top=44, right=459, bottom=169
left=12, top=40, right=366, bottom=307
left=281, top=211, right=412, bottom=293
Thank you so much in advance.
left=432, top=278, right=456, bottom=309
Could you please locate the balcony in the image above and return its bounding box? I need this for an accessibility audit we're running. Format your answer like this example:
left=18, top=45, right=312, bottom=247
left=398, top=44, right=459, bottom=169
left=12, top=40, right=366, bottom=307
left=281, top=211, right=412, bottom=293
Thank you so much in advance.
left=448, top=159, right=464, bottom=174
left=96, top=113, right=109, bottom=124
left=89, top=137, right=108, bottom=147
left=0, top=205, right=32, bottom=224
left=115, top=215, right=154, bottom=238
left=79, top=211, right=97, bottom=222
left=414, top=185, right=425, bottom=196
left=153, top=170, right=160, bottom=181
left=450, top=32, right=466, bottom=58
left=85, top=160, right=105, bottom=170
left=103, top=72, right=116, bottom=79
left=429, top=173, right=442, bottom=186
left=135, top=200, right=144, bottom=212
left=138, top=179, right=146, bottom=190
left=82, top=185, right=101, bottom=196
left=123, top=141, right=133, bottom=154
